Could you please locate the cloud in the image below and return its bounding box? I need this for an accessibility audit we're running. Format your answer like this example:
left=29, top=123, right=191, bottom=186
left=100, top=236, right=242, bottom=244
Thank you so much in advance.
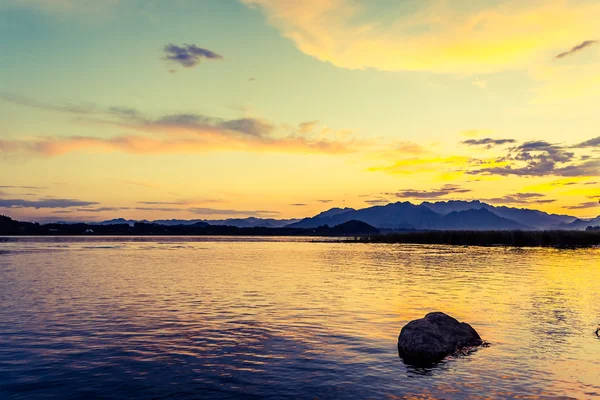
left=290, top=203, right=307, bottom=206
left=317, top=199, right=333, bottom=203
left=0, top=92, right=97, bottom=114
left=219, top=118, right=275, bottom=137
left=13, top=131, right=355, bottom=157
left=137, top=198, right=224, bottom=206
left=1, top=94, right=361, bottom=156
left=241, top=0, right=600, bottom=74
left=551, top=159, right=600, bottom=177
left=364, top=198, right=389, bottom=205
left=163, top=43, right=223, bottom=68
left=145, top=113, right=275, bottom=137
left=462, top=138, right=517, bottom=149
left=562, top=201, right=599, bottom=210
left=393, top=142, right=429, bottom=155
left=44, top=205, right=281, bottom=217
left=484, top=192, right=556, bottom=205
left=74, top=207, right=131, bottom=213
left=555, top=40, right=598, bottom=59
left=0, top=185, right=47, bottom=190
left=298, top=121, right=319, bottom=134
left=387, top=184, right=471, bottom=199
left=136, top=201, right=186, bottom=206
left=188, top=207, right=279, bottom=217
left=0, top=198, right=98, bottom=209
left=2, top=0, right=118, bottom=13
left=466, top=140, right=599, bottom=177
left=573, top=136, right=600, bottom=148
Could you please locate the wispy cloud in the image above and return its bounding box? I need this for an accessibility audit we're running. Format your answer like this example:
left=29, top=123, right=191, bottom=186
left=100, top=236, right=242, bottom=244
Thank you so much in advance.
left=462, top=138, right=517, bottom=149
left=137, top=198, right=224, bottom=206
left=555, top=40, right=598, bottom=59
left=0, top=198, right=98, bottom=209
left=163, top=43, right=223, bottom=69
left=573, top=136, right=600, bottom=148
left=386, top=184, right=471, bottom=199
left=188, top=208, right=279, bottom=217
left=2, top=0, right=118, bottom=14
left=241, top=0, right=600, bottom=73
left=0, top=92, right=97, bottom=114
left=136, top=201, right=186, bottom=206
left=369, top=136, right=599, bottom=179
left=467, top=140, right=596, bottom=177
left=484, top=192, right=556, bottom=205
left=0, top=94, right=362, bottom=156
left=364, top=198, right=389, bottom=205
left=47, top=205, right=281, bottom=217
left=562, top=201, right=599, bottom=210
left=0, top=185, right=47, bottom=190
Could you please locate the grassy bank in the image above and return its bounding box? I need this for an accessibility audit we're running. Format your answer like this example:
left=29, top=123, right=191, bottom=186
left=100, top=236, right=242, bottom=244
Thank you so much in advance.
left=353, top=230, right=600, bottom=248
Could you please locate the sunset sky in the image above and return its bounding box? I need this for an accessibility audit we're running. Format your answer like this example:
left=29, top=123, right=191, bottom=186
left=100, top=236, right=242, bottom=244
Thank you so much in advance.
left=1, top=0, right=599, bottom=222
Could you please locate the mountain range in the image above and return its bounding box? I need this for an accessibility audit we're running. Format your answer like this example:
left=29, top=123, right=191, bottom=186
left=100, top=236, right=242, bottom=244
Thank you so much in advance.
left=97, top=217, right=299, bottom=228
left=90, top=200, right=599, bottom=231
left=286, top=201, right=597, bottom=231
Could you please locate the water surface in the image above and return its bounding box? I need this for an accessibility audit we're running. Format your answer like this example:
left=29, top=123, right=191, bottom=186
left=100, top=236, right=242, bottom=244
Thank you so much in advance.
left=1, top=236, right=599, bottom=399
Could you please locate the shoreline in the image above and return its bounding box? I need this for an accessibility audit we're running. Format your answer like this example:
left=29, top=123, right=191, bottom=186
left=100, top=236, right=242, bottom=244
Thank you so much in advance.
left=350, top=230, right=600, bottom=248
left=2, top=230, right=600, bottom=248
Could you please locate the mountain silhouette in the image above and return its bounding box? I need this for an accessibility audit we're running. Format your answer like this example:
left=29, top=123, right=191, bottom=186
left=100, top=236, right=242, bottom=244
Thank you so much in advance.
left=556, top=215, right=600, bottom=230
left=287, top=202, right=440, bottom=230
left=422, top=200, right=576, bottom=229
left=439, top=208, right=532, bottom=230
left=100, top=217, right=300, bottom=228
left=52, top=200, right=598, bottom=231
left=287, top=201, right=596, bottom=230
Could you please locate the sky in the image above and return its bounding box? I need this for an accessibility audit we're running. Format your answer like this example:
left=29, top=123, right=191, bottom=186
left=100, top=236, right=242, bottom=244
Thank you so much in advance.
left=0, top=0, right=599, bottom=222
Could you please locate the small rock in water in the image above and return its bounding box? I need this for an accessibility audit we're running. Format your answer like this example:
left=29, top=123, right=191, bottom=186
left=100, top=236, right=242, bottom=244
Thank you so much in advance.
left=397, top=312, right=483, bottom=366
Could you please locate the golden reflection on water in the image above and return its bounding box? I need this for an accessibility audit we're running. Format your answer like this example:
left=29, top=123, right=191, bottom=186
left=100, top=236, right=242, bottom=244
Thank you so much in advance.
left=0, top=237, right=598, bottom=399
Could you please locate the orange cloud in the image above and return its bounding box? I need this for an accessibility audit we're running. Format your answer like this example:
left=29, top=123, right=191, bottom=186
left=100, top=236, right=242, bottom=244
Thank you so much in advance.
left=7, top=133, right=358, bottom=157
left=0, top=94, right=365, bottom=156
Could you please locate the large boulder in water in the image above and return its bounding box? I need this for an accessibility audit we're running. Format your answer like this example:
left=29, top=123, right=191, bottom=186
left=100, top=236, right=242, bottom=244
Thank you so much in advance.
left=397, top=312, right=483, bottom=365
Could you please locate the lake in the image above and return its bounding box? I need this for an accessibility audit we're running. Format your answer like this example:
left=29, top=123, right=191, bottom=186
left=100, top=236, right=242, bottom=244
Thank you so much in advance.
left=1, top=236, right=599, bottom=399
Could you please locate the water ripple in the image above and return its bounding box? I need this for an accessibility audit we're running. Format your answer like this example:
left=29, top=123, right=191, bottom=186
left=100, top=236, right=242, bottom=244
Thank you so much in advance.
left=0, top=236, right=598, bottom=399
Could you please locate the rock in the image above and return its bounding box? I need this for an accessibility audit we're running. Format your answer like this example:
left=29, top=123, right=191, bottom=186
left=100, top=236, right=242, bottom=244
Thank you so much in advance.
left=397, top=312, right=483, bottom=365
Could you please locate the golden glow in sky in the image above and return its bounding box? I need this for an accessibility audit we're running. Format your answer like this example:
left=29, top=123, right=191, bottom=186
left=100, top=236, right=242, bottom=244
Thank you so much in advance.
left=0, top=0, right=598, bottom=221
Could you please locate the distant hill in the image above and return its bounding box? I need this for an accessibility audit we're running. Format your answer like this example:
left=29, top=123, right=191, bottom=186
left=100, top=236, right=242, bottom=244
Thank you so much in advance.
left=98, top=218, right=141, bottom=226
left=421, top=200, right=576, bottom=229
left=287, top=202, right=441, bottom=230
left=439, top=208, right=533, bottom=230
left=287, top=201, right=560, bottom=230
left=42, top=200, right=599, bottom=232
left=100, top=217, right=301, bottom=228
left=149, top=219, right=203, bottom=226
left=313, top=207, right=356, bottom=219
left=318, top=220, right=379, bottom=235
left=201, top=217, right=300, bottom=228
left=557, top=216, right=600, bottom=230
left=0, top=215, right=376, bottom=237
